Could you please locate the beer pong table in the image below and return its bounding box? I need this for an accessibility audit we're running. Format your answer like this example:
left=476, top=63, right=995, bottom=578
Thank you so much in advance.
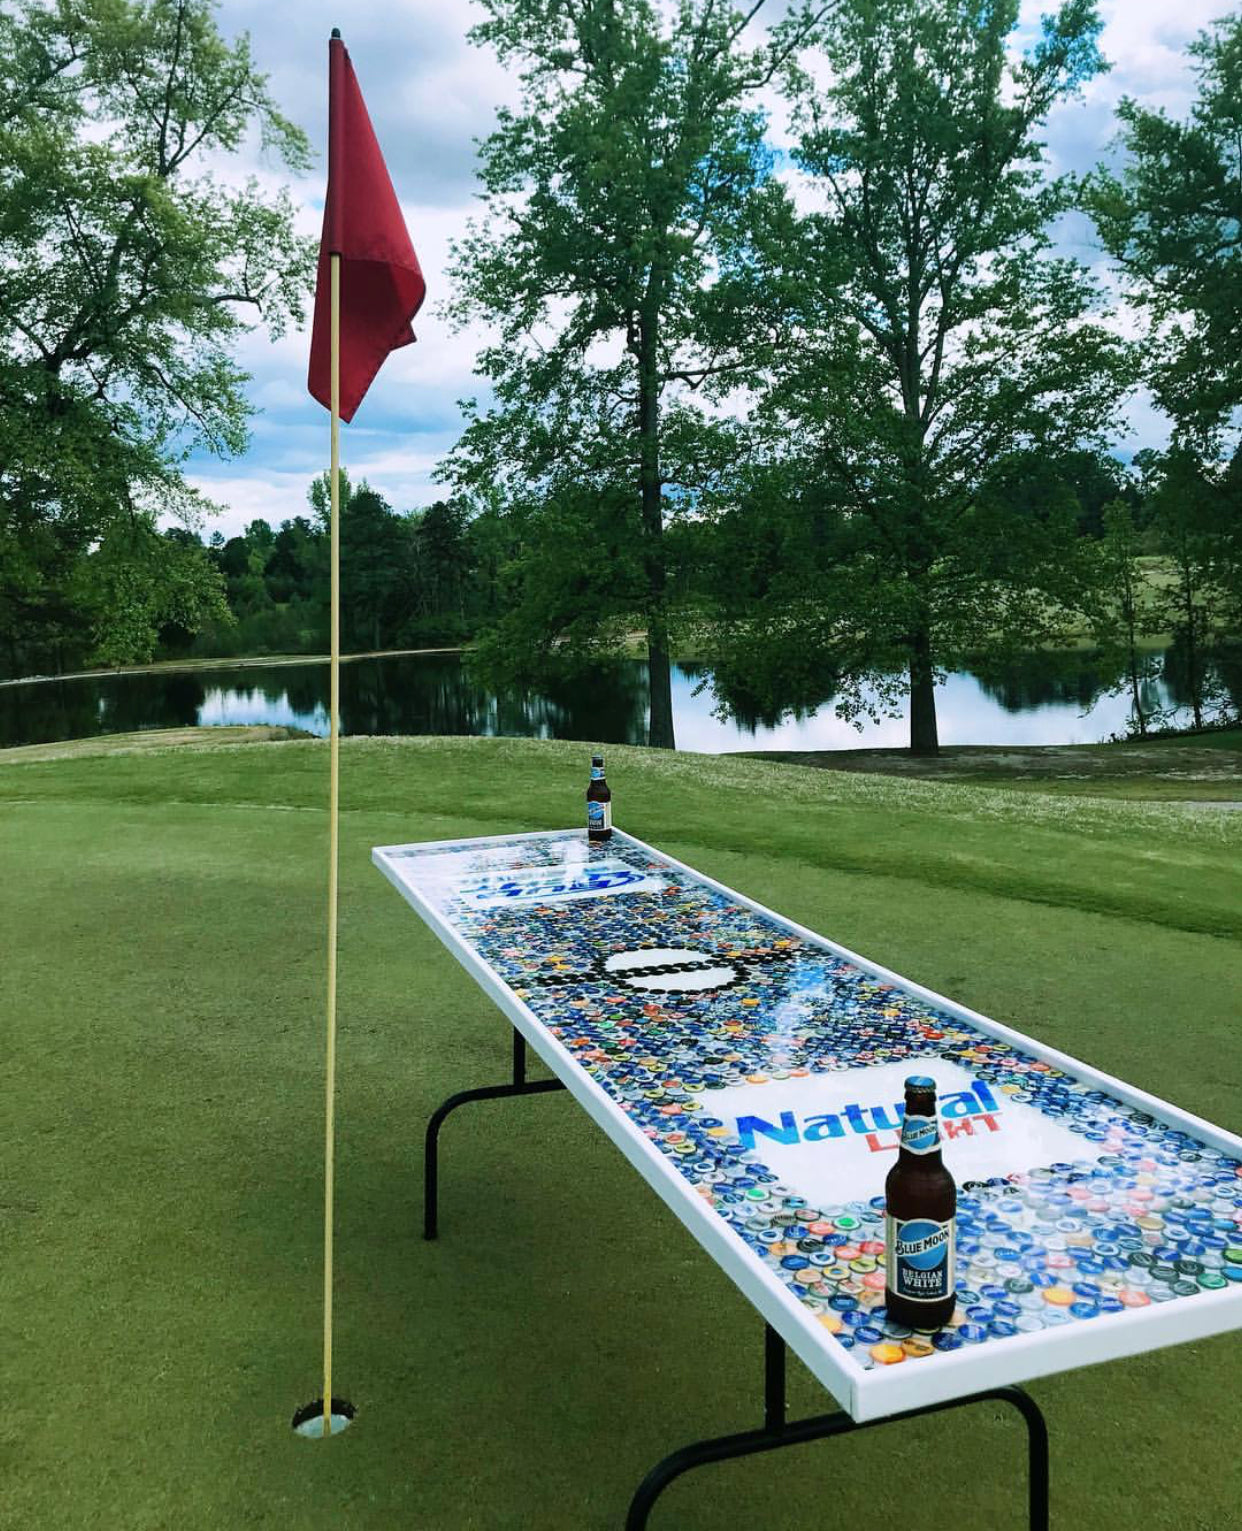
left=374, top=828, right=1242, bottom=1528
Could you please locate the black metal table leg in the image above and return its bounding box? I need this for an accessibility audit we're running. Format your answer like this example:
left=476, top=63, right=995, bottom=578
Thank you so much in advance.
left=763, top=1322, right=785, bottom=1433
left=423, top=1027, right=565, bottom=1240
left=627, top=1327, right=1050, bottom=1530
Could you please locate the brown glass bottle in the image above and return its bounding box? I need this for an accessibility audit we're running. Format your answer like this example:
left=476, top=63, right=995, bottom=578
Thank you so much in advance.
left=587, top=754, right=612, bottom=842
left=884, top=1075, right=957, bottom=1331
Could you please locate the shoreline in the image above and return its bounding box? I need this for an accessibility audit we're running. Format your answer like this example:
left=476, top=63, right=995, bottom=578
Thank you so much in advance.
left=0, top=645, right=466, bottom=688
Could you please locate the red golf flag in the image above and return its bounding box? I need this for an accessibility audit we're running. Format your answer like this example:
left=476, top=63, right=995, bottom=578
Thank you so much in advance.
left=307, top=34, right=426, bottom=422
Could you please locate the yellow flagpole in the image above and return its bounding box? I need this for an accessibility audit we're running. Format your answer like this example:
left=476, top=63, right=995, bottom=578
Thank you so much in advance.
left=323, top=249, right=341, bottom=1439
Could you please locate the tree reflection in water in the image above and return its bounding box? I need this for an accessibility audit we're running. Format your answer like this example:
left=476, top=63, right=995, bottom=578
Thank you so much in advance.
left=0, top=647, right=1232, bottom=750
left=680, top=658, right=840, bottom=733
left=333, top=654, right=651, bottom=743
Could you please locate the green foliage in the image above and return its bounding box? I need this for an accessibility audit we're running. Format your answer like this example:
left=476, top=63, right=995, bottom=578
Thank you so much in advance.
left=1140, top=451, right=1238, bottom=728
left=1088, top=499, right=1160, bottom=735
left=341, top=486, right=410, bottom=652
left=0, top=0, right=314, bottom=675
left=441, top=0, right=825, bottom=745
left=410, top=499, right=473, bottom=634
left=184, top=477, right=499, bottom=660
left=703, top=0, right=1133, bottom=754
left=72, top=515, right=230, bottom=666
left=1083, top=14, right=1242, bottom=446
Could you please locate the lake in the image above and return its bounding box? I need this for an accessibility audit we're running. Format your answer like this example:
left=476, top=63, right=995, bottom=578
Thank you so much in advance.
left=0, top=647, right=1224, bottom=752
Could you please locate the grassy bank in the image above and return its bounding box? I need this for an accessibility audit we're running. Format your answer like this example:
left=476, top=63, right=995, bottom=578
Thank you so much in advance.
left=0, top=645, right=465, bottom=688
left=3, top=736, right=1240, bottom=1529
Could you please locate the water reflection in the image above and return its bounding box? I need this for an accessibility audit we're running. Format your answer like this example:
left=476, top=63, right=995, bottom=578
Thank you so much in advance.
left=970, top=649, right=1113, bottom=714
left=681, top=658, right=842, bottom=732
left=0, top=647, right=1229, bottom=751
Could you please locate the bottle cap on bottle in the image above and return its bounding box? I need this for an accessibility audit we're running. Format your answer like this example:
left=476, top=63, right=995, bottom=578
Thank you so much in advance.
left=905, top=1075, right=936, bottom=1092
left=592, top=754, right=604, bottom=765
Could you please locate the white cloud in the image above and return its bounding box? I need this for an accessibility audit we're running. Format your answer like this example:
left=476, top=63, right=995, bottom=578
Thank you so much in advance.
left=184, top=469, right=315, bottom=538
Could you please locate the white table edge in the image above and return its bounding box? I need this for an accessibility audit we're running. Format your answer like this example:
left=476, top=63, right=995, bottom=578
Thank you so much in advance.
left=372, top=826, right=1242, bottom=1422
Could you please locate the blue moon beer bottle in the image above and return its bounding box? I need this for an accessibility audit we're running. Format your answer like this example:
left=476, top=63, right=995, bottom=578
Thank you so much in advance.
left=884, top=1076, right=956, bottom=1330
left=587, top=754, right=612, bottom=842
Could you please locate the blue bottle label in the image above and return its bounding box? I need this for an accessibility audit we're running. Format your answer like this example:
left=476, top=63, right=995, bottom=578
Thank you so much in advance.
left=886, top=1215, right=955, bottom=1303
left=587, top=800, right=611, bottom=830
left=900, top=1111, right=939, bottom=1155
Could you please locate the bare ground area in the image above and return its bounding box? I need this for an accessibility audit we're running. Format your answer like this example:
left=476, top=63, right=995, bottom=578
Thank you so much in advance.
left=0, top=724, right=310, bottom=763
left=741, top=736, right=1242, bottom=804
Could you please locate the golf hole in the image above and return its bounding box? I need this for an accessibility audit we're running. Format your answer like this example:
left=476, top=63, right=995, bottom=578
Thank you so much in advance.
left=292, top=1398, right=356, bottom=1438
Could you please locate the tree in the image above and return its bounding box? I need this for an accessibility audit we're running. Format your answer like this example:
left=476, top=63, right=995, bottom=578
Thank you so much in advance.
left=307, top=466, right=354, bottom=535
left=265, top=515, right=323, bottom=606
left=0, top=0, right=314, bottom=675
left=1084, top=15, right=1242, bottom=448
left=219, top=535, right=254, bottom=582
left=245, top=519, right=275, bottom=556
left=412, top=500, right=474, bottom=634
left=441, top=0, right=824, bottom=748
left=340, top=486, right=411, bottom=652
left=1142, top=451, right=1233, bottom=731
left=1091, top=499, right=1158, bottom=736
left=72, top=517, right=230, bottom=666
left=1048, top=449, right=1137, bottom=538
left=709, top=0, right=1132, bottom=754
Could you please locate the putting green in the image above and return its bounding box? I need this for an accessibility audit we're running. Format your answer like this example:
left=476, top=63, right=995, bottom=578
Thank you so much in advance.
left=2, top=736, right=1239, bottom=1529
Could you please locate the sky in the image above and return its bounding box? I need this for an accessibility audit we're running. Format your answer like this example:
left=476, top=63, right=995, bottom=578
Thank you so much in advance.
left=185, top=0, right=1229, bottom=542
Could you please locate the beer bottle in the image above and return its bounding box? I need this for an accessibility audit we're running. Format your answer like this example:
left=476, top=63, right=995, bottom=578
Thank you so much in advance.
left=884, top=1075, right=956, bottom=1330
left=587, top=753, right=612, bottom=842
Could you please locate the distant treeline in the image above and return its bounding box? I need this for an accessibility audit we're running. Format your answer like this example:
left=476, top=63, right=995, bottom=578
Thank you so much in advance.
left=166, top=446, right=1139, bottom=664
left=160, top=472, right=506, bottom=661
left=154, top=443, right=1237, bottom=746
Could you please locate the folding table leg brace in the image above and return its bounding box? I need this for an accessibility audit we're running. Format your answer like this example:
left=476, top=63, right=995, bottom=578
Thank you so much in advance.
left=423, top=1026, right=565, bottom=1240
left=625, top=1324, right=1050, bottom=1531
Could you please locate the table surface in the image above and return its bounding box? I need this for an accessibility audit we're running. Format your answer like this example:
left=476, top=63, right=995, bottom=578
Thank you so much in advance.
left=373, top=827, right=1242, bottom=1421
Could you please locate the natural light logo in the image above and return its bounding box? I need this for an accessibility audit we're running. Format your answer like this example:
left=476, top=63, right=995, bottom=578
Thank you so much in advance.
left=706, top=1061, right=1090, bottom=1204
left=734, top=1079, right=1003, bottom=1155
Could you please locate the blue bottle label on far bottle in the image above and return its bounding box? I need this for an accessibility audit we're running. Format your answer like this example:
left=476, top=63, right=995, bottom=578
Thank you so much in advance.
left=900, top=1111, right=939, bottom=1155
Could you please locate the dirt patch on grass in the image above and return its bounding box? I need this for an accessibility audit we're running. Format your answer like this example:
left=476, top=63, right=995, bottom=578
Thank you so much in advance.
left=749, top=741, right=1239, bottom=778
left=0, top=725, right=311, bottom=764
left=741, top=740, right=1242, bottom=803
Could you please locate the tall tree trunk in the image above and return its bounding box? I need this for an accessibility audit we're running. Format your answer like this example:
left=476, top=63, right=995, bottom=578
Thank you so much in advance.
left=901, top=445, right=937, bottom=756
left=1128, top=660, right=1146, bottom=735
left=1123, top=577, right=1147, bottom=736
left=1127, top=645, right=1147, bottom=737
left=647, top=626, right=675, bottom=751
left=1183, top=567, right=1203, bottom=730
left=637, top=305, right=674, bottom=750
left=908, top=626, right=939, bottom=755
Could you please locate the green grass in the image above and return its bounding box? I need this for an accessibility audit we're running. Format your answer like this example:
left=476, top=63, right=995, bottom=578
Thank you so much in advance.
left=2, top=735, right=1241, bottom=1530
left=1145, top=725, right=1242, bottom=751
